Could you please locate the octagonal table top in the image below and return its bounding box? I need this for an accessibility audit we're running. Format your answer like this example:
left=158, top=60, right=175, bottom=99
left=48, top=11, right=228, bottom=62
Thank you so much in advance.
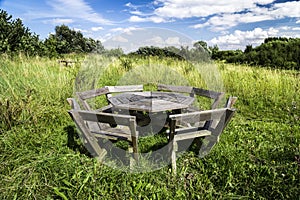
left=108, top=91, right=195, bottom=113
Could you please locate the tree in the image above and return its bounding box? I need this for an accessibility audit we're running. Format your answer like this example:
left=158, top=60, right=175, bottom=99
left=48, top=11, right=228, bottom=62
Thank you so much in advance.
left=193, top=41, right=209, bottom=52
left=48, top=24, right=105, bottom=55
left=0, top=9, right=43, bottom=55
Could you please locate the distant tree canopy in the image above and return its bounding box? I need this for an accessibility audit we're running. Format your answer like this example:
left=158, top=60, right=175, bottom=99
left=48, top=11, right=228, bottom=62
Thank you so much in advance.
left=213, top=37, right=300, bottom=70
left=129, top=41, right=211, bottom=62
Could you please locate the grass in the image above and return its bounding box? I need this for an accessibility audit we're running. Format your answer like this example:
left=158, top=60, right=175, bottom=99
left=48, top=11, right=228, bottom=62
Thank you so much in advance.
left=0, top=54, right=299, bottom=199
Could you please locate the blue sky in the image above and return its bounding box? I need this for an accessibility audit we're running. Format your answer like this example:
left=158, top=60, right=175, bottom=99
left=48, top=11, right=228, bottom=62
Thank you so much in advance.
left=1, top=0, right=300, bottom=51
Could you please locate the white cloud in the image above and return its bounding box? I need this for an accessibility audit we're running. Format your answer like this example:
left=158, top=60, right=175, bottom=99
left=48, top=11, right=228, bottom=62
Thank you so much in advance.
left=193, top=11, right=275, bottom=31
left=165, top=37, right=180, bottom=45
left=91, top=26, right=103, bottom=31
left=129, top=16, right=148, bottom=23
left=150, top=16, right=167, bottom=23
left=112, top=35, right=128, bottom=43
left=45, top=18, right=74, bottom=25
left=154, top=0, right=276, bottom=18
left=191, top=1, right=300, bottom=31
left=74, top=28, right=88, bottom=33
left=125, top=2, right=137, bottom=9
left=147, top=36, right=164, bottom=45
left=129, top=15, right=167, bottom=23
left=280, top=26, right=291, bottom=31
left=270, top=1, right=300, bottom=18
left=43, top=0, right=111, bottom=24
left=128, top=0, right=300, bottom=31
left=130, top=10, right=145, bottom=16
left=209, top=27, right=279, bottom=50
left=110, top=27, right=144, bottom=34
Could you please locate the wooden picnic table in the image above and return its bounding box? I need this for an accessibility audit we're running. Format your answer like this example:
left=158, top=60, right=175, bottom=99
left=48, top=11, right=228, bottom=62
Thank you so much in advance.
left=68, top=85, right=237, bottom=173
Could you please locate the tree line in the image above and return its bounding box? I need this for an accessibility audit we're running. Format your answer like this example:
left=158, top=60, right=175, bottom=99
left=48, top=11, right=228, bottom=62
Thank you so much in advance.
left=0, top=9, right=109, bottom=57
left=214, top=37, right=300, bottom=70
left=1, top=9, right=299, bottom=70
left=128, top=41, right=212, bottom=62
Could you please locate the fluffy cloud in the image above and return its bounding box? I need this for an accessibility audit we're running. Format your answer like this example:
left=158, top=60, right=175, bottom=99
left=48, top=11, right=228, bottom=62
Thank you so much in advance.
left=45, top=0, right=112, bottom=25
left=46, top=18, right=74, bottom=25
left=270, top=1, right=300, bottom=18
left=147, top=36, right=164, bottom=45
left=193, top=11, right=274, bottom=31
left=191, top=1, right=300, bottom=31
left=128, top=0, right=300, bottom=32
left=91, top=27, right=103, bottom=31
left=129, top=15, right=167, bottom=23
left=165, top=37, right=180, bottom=45
left=74, top=28, right=88, bottom=33
left=209, top=27, right=279, bottom=50
left=110, top=27, right=144, bottom=35
left=129, top=16, right=148, bottom=23
left=112, top=35, right=128, bottom=43
left=154, top=0, right=276, bottom=18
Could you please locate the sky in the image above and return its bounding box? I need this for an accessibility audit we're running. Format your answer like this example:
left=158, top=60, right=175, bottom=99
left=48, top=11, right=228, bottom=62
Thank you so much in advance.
left=1, top=0, right=300, bottom=51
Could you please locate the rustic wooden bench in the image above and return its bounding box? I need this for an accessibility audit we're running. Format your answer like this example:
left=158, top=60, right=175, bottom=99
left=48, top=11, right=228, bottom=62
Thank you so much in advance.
left=67, top=98, right=139, bottom=164
left=59, top=60, right=76, bottom=67
left=168, top=96, right=237, bottom=173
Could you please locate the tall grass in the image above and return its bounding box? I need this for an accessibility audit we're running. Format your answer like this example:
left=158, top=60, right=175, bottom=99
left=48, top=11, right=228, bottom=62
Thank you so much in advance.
left=0, top=55, right=299, bottom=199
left=220, top=63, right=300, bottom=121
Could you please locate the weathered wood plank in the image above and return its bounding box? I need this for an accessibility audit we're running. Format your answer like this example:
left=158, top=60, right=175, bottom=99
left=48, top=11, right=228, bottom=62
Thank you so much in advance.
left=192, top=87, right=224, bottom=100
left=225, top=96, right=238, bottom=108
left=129, top=118, right=139, bottom=161
left=91, top=129, right=132, bottom=141
left=76, top=87, right=109, bottom=100
left=157, top=84, right=194, bottom=94
left=169, top=108, right=228, bottom=123
left=174, top=130, right=211, bottom=141
left=68, top=111, right=107, bottom=161
left=77, top=110, right=136, bottom=126
left=106, top=85, right=143, bottom=93
left=67, top=98, right=81, bottom=110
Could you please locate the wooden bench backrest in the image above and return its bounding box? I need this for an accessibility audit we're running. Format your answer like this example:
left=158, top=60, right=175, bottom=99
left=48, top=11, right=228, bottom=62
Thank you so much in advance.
left=105, top=85, right=144, bottom=98
left=157, top=84, right=224, bottom=109
left=76, top=85, right=143, bottom=111
left=76, top=87, right=109, bottom=110
left=157, top=84, right=194, bottom=96
left=76, top=110, right=136, bottom=127
left=192, top=88, right=224, bottom=109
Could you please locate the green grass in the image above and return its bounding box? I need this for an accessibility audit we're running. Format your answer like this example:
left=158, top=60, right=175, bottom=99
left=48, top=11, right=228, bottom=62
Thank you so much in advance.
left=0, top=54, right=299, bottom=199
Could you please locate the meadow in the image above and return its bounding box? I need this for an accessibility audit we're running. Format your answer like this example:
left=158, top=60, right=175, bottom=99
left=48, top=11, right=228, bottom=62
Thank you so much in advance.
left=0, top=54, right=299, bottom=199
